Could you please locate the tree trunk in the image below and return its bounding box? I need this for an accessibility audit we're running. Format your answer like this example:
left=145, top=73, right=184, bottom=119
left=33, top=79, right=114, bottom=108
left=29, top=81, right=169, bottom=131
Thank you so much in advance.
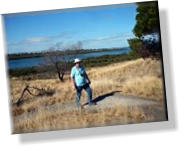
left=57, top=71, right=64, bottom=81
left=55, top=61, right=66, bottom=82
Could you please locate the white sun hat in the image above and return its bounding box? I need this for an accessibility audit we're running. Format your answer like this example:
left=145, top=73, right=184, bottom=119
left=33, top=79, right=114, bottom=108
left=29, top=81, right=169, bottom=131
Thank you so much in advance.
left=74, top=58, right=82, bottom=64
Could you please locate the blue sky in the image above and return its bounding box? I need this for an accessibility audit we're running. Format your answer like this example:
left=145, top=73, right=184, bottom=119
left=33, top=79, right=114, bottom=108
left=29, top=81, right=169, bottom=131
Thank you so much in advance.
left=3, top=3, right=137, bottom=54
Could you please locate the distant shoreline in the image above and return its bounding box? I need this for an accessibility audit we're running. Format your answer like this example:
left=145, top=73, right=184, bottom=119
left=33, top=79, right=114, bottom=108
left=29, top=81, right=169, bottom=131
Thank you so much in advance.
left=7, top=47, right=127, bottom=60
left=8, top=51, right=139, bottom=77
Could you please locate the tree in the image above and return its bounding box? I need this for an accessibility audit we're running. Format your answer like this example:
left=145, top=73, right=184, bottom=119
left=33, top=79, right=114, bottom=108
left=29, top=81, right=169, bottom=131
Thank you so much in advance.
left=43, top=41, right=82, bottom=81
left=133, top=1, right=160, bottom=38
left=44, top=52, right=68, bottom=81
left=128, top=1, right=161, bottom=58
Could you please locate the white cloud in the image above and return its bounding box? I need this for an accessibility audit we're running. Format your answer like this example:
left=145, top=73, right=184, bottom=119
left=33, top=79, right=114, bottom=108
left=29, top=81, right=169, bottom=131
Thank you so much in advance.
left=7, top=32, right=74, bottom=53
left=24, top=37, right=50, bottom=43
left=82, top=32, right=134, bottom=44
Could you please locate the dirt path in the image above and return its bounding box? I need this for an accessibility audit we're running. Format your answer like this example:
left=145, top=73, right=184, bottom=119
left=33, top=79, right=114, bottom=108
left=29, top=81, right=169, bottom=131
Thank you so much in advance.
left=14, top=92, right=167, bottom=122
left=49, top=92, right=164, bottom=108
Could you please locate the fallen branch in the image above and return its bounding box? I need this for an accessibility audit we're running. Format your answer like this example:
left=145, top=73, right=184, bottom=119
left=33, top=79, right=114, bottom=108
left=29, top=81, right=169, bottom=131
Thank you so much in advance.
left=15, top=85, right=55, bottom=106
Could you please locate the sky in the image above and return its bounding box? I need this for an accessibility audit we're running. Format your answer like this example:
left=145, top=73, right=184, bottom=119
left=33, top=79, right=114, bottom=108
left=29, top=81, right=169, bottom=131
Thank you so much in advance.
left=3, top=3, right=137, bottom=54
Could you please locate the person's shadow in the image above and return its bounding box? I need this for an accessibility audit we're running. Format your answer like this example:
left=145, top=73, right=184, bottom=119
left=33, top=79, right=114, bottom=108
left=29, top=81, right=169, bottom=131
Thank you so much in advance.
left=82, top=91, right=121, bottom=106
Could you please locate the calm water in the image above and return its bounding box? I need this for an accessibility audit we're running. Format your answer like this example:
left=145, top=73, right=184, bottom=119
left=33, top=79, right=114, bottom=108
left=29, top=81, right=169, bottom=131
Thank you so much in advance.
left=8, top=48, right=130, bottom=69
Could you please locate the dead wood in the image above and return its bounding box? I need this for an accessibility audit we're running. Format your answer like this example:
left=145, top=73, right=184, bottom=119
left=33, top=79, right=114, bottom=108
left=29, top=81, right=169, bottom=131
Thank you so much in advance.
left=15, top=85, right=55, bottom=106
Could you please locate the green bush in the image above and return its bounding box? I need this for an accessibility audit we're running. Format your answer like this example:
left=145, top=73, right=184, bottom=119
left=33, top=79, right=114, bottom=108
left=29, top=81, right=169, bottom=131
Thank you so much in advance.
left=128, top=38, right=142, bottom=53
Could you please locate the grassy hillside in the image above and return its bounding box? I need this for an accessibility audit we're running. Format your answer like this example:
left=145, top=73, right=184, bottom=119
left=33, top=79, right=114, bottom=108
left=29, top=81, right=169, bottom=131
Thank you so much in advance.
left=10, top=58, right=166, bottom=133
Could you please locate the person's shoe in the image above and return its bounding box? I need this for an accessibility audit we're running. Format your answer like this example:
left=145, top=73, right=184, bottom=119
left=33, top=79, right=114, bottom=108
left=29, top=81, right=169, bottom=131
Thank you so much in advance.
left=93, top=102, right=97, bottom=105
left=89, top=102, right=97, bottom=106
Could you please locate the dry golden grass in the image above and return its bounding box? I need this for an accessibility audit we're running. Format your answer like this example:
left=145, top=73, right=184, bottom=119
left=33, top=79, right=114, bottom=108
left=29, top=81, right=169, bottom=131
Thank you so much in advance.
left=122, top=76, right=163, bottom=101
left=9, top=58, right=166, bottom=133
left=13, top=105, right=158, bottom=133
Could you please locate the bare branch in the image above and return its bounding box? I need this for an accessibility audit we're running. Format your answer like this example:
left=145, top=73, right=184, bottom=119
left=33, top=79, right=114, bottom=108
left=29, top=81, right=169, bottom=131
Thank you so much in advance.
left=15, top=85, right=55, bottom=106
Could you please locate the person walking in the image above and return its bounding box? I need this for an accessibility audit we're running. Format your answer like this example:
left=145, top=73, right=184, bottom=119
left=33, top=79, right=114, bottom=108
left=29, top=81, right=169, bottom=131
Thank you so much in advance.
left=71, top=58, right=94, bottom=107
